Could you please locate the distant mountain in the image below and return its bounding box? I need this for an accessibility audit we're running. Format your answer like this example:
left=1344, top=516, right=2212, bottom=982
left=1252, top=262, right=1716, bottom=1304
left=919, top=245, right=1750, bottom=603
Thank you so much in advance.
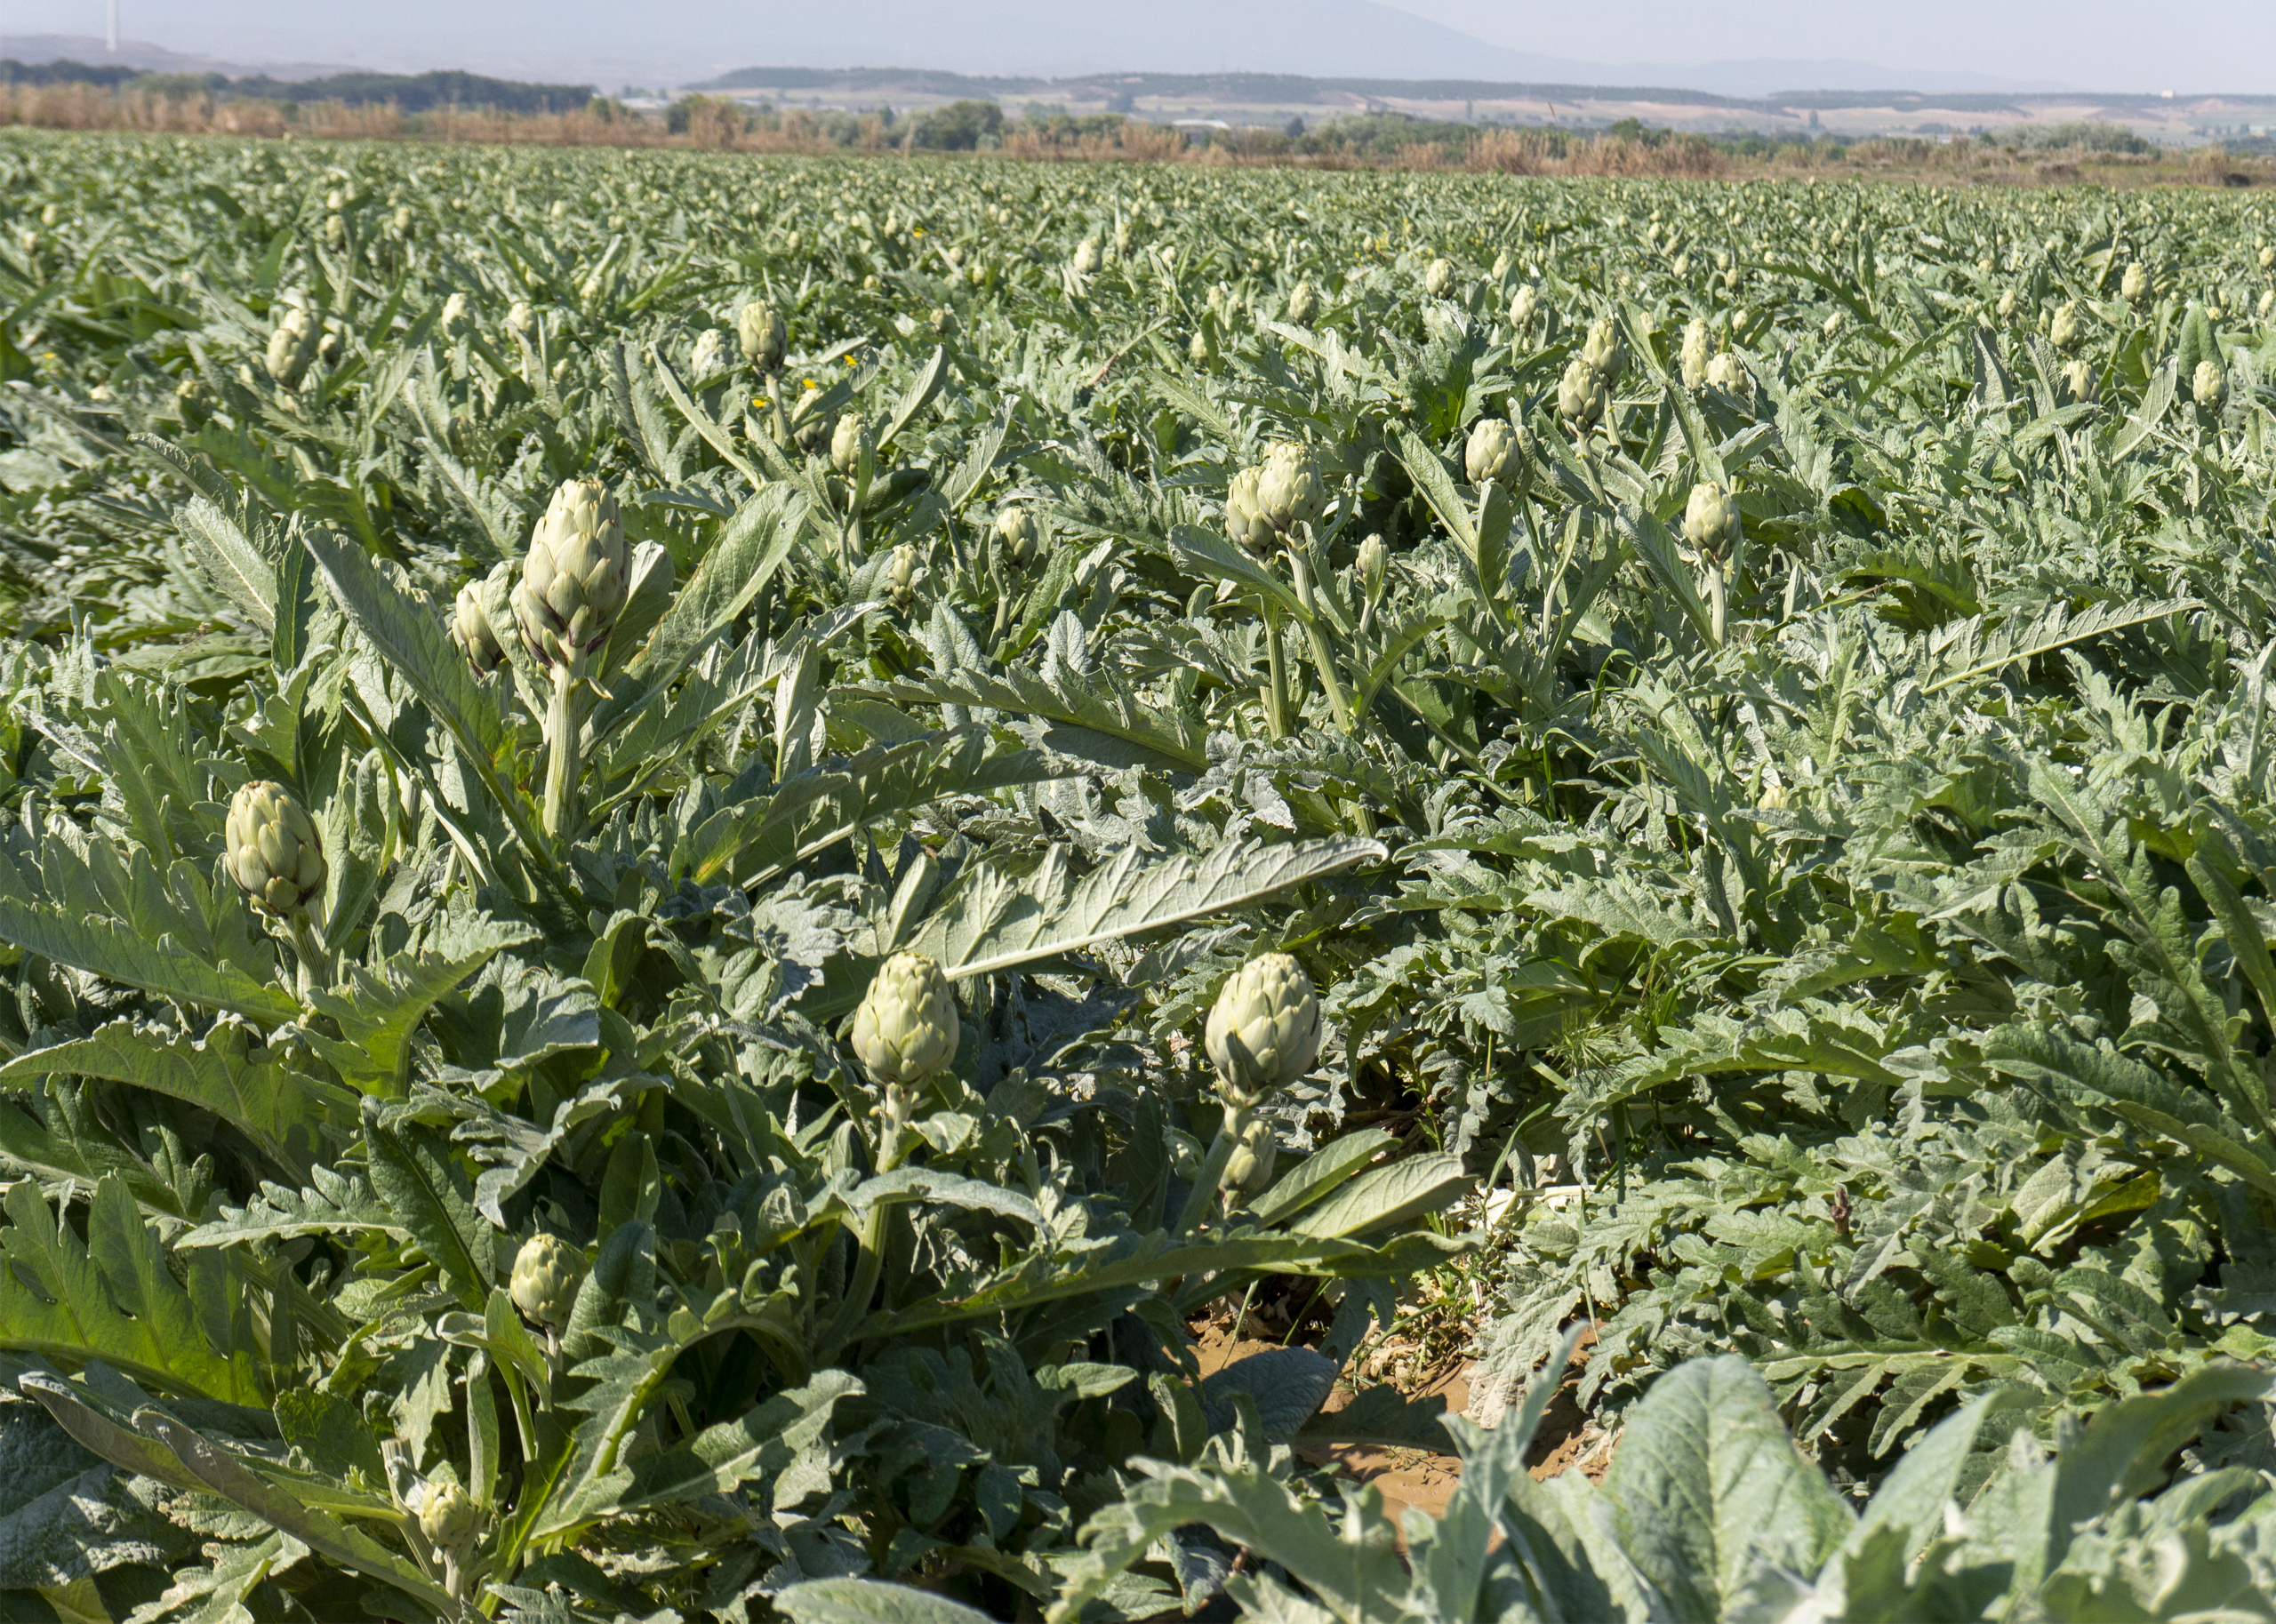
left=0, top=3, right=2087, bottom=100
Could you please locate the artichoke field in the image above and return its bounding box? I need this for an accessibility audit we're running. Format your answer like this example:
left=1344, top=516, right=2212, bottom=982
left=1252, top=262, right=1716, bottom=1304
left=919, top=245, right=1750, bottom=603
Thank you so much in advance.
left=2, top=128, right=2276, bottom=1620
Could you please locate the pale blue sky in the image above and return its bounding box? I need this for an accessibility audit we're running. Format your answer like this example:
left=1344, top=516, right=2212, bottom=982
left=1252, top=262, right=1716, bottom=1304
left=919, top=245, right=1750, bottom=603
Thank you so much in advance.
left=0, top=0, right=2265, bottom=94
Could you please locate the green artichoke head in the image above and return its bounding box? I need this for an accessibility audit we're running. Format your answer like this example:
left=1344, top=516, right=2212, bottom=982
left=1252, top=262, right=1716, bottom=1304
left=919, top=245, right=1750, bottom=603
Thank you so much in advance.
left=1357, top=533, right=1388, bottom=602
left=418, top=1481, right=479, bottom=1548
left=1188, top=331, right=1211, bottom=365
left=451, top=578, right=506, bottom=674
left=1464, top=418, right=1521, bottom=488
left=1680, top=318, right=1711, bottom=388
left=1704, top=350, right=1751, bottom=401
left=994, top=504, right=1042, bottom=566
left=2260, top=244, right=2274, bottom=272
left=1073, top=237, right=1103, bottom=276
left=1286, top=278, right=1320, bottom=326
left=852, top=950, right=959, bottom=1086
left=2049, top=301, right=2085, bottom=354
left=2060, top=358, right=2096, bottom=404
left=1509, top=284, right=1538, bottom=331
left=1205, top=951, right=1322, bottom=1108
left=1255, top=442, right=1326, bottom=536
left=1557, top=356, right=1607, bottom=428
left=1683, top=481, right=1741, bottom=556
left=1579, top=317, right=1626, bottom=387
left=506, top=300, right=535, bottom=337
left=512, top=478, right=629, bottom=672
left=2123, top=262, right=2152, bottom=307
left=830, top=412, right=870, bottom=478
left=509, top=1233, right=585, bottom=1330
left=440, top=292, right=471, bottom=334
left=225, top=780, right=326, bottom=919
left=2194, top=359, right=2229, bottom=412
left=1225, top=467, right=1271, bottom=554
left=265, top=306, right=317, bottom=388
left=736, top=301, right=786, bottom=370
left=1221, top=1116, right=1278, bottom=1207
left=691, top=327, right=732, bottom=376
left=1423, top=257, right=1455, bottom=299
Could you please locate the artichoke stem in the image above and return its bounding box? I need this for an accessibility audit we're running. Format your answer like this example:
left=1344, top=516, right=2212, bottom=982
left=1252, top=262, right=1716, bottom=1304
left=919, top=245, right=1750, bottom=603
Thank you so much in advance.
left=825, top=1118, right=908, bottom=1357
left=1287, top=551, right=1356, bottom=734
left=542, top=660, right=585, bottom=841
left=285, top=913, right=329, bottom=998
left=1708, top=564, right=1727, bottom=647
left=1174, top=1102, right=1252, bottom=1236
left=1262, top=610, right=1291, bottom=740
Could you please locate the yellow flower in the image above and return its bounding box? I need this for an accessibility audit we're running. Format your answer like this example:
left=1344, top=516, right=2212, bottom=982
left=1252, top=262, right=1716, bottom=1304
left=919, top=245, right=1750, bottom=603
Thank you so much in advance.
left=912, top=226, right=925, bottom=237
left=804, top=378, right=819, bottom=389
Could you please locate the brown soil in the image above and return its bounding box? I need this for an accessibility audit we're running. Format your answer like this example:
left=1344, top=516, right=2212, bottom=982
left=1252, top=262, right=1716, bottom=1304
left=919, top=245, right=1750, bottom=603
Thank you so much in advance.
left=1190, top=1318, right=1613, bottom=1533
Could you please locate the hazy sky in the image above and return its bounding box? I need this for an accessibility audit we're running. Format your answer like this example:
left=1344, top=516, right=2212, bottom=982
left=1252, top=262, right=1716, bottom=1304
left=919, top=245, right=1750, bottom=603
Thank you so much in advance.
left=1378, top=0, right=2273, bottom=90
left=2, top=0, right=2269, bottom=92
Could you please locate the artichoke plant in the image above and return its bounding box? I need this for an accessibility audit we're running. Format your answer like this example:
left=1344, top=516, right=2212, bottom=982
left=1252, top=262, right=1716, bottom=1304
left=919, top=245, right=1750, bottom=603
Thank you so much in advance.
left=2194, top=359, right=2228, bottom=412
left=224, top=780, right=326, bottom=920
left=512, top=478, right=629, bottom=836
left=2124, top=261, right=2152, bottom=308
left=1557, top=356, right=1608, bottom=430
left=690, top=326, right=732, bottom=376
left=736, top=300, right=787, bottom=370
left=449, top=575, right=506, bottom=673
left=264, top=305, right=317, bottom=388
left=1578, top=316, right=1626, bottom=388
left=852, top=950, right=959, bottom=1089
left=1204, top=951, right=1322, bottom=1109
left=1509, top=284, right=1539, bottom=332
left=994, top=504, right=1041, bottom=566
left=1465, top=417, right=1521, bottom=487
left=1680, top=317, right=1711, bottom=388
left=418, top=1482, right=478, bottom=1549
left=1225, top=466, right=1271, bottom=553
left=509, top=1232, right=585, bottom=1332
left=1254, top=441, right=1326, bottom=537
left=1423, top=257, right=1455, bottom=299
left=1683, top=481, right=1741, bottom=558
left=831, top=412, right=870, bottom=478
left=1073, top=236, right=1103, bottom=276
left=2049, top=301, right=2084, bottom=353
left=1286, top=278, right=1320, bottom=325
left=1705, top=349, right=1751, bottom=404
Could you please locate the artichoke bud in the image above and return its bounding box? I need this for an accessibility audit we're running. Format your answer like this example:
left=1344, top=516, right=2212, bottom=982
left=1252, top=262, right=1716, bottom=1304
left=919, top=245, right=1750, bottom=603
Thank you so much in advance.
left=418, top=1482, right=478, bottom=1549
left=2122, top=262, right=2152, bottom=307
left=2260, top=244, right=2274, bottom=272
left=506, top=300, right=535, bottom=338
left=1680, top=318, right=1711, bottom=389
left=1578, top=317, right=1626, bottom=387
left=931, top=305, right=959, bottom=340
left=440, top=292, right=471, bottom=334
left=323, top=213, right=346, bottom=249
left=451, top=577, right=506, bottom=673
left=1722, top=265, right=1743, bottom=292
left=511, top=478, right=629, bottom=672
left=1557, top=356, right=1607, bottom=428
left=2193, top=360, right=2228, bottom=412
left=1704, top=350, right=1751, bottom=402
left=2060, top=358, right=2096, bottom=404
left=993, top=504, right=1041, bottom=567
left=265, top=307, right=317, bottom=388
left=1114, top=220, right=1135, bottom=257
left=1224, top=467, right=1271, bottom=554
left=2049, top=302, right=2084, bottom=353
left=886, top=544, right=915, bottom=606
left=1073, top=236, right=1103, bottom=276
left=1220, top=1116, right=1278, bottom=1207
left=1423, top=257, right=1455, bottom=299
left=1491, top=249, right=1513, bottom=281
left=1358, top=533, right=1388, bottom=603
left=509, top=1233, right=584, bottom=1330
left=1205, top=952, right=1322, bottom=1108
left=792, top=397, right=837, bottom=455
left=1509, top=284, right=1539, bottom=331
left=736, top=301, right=786, bottom=370
left=1286, top=279, right=1320, bottom=325
left=225, top=780, right=327, bottom=919
left=1255, top=442, right=1326, bottom=536
left=1188, top=331, right=1211, bottom=365
left=390, top=204, right=413, bottom=236
left=1683, top=481, right=1741, bottom=558
left=852, top=951, right=959, bottom=1086
left=1464, top=418, right=1521, bottom=487
left=2260, top=290, right=2275, bottom=321
left=691, top=327, right=731, bottom=376
left=830, top=412, right=870, bottom=478
left=1997, top=288, right=2017, bottom=321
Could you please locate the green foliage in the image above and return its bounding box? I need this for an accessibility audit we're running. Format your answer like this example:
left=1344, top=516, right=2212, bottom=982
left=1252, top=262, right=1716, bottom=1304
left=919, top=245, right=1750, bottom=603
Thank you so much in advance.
left=3, top=129, right=2276, bottom=1621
